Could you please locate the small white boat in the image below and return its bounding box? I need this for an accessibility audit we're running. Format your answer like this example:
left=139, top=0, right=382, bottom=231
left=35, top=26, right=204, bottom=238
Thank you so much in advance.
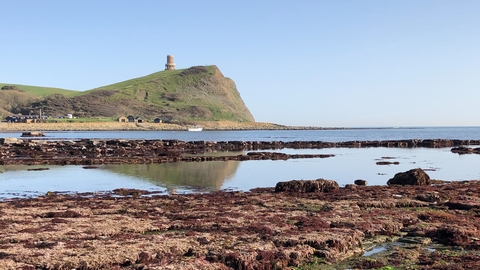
left=187, top=126, right=203, bottom=131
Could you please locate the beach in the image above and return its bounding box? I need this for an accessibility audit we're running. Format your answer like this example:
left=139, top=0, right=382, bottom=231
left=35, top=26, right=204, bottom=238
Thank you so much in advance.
left=0, top=121, right=294, bottom=132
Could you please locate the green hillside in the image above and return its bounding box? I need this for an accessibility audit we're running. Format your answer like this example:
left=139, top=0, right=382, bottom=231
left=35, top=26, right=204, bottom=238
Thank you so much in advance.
left=86, top=65, right=254, bottom=122
left=1, top=65, right=255, bottom=122
left=0, top=83, right=80, bottom=97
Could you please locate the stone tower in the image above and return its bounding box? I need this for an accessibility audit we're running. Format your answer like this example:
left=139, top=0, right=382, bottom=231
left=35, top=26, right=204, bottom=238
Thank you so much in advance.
left=165, top=55, right=176, bottom=70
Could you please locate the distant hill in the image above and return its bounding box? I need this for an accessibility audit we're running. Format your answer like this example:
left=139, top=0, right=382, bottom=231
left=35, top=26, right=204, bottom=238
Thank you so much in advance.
left=0, top=84, right=79, bottom=97
left=0, top=65, right=255, bottom=122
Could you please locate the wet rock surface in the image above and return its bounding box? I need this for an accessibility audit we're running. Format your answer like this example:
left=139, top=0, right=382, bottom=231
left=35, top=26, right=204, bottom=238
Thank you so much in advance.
left=0, top=139, right=337, bottom=165
left=275, top=179, right=340, bottom=193
left=354, top=179, right=368, bottom=186
left=20, top=132, right=45, bottom=137
left=387, top=168, right=432, bottom=186
left=451, top=146, right=480, bottom=155
left=0, top=181, right=479, bottom=269
left=1, top=138, right=479, bottom=165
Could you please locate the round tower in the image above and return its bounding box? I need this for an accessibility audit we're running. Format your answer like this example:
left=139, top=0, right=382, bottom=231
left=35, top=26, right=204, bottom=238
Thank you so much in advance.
left=165, top=55, right=176, bottom=70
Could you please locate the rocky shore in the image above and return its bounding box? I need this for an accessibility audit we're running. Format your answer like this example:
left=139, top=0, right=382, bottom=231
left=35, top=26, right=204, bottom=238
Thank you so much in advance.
left=1, top=137, right=480, bottom=269
left=0, top=180, right=479, bottom=269
left=1, top=138, right=480, bottom=166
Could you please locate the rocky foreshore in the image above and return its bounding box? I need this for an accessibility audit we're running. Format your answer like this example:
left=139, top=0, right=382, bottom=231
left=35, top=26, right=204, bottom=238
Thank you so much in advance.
left=2, top=136, right=480, bottom=269
left=0, top=180, right=479, bottom=269
left=1, top=138, right=480, bottom=166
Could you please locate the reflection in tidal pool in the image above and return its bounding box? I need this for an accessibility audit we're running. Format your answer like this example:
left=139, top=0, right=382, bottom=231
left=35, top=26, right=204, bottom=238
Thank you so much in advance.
left=1, top=147, right=480, bottom=199
left=102, top=161, right=240, bottom=191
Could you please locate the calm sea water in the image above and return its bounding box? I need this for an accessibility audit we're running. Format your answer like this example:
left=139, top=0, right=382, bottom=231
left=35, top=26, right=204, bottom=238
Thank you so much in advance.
left=1, top=127, right=479, bottom=199
left=1, top=126, right=480, bottom=142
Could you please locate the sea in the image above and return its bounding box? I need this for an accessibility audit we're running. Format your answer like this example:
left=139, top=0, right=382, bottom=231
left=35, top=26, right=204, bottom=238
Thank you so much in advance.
left=1, top=126, right=479, bottom=199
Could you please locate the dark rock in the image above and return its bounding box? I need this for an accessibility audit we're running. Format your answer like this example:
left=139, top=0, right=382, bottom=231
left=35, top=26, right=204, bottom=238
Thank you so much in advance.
left=344, top=184, right=357, bottom=190
left=387, top=168, right=431, bottom=186
left=21, top=132, right=45, bottom=137
left=82, top=166, right=99, bottom=169
left=376, top=161, right=400, bottom=165
left=137, top=251, right=154, bottom=264
left=27, top=168, right=50, bottom=171
left=451, top=146, right=480, bottom=155
left=451, top=146, right=473, bottom=154
left=444, top=200, right=480, bottom=210
left=113, top=188, right=144, bottom=197
left=1, top=85, right=20, bottom=90
left=0, top=251, right=10, bottom=259
left=275, top=179, right=339, bottom=193
left=416, top=192, right=442, bottom=203
left=41, top=210, right=82, bottom=218
left=354, top=179, right=368, bottom=186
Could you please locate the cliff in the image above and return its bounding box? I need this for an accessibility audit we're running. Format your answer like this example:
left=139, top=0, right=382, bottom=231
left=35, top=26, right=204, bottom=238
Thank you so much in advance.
left=1, top=65, right=255, bottom=122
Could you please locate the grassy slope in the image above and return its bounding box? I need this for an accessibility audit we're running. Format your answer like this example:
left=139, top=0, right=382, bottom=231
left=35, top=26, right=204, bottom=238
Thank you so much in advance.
left=0, top=83, right=80, bottom=97
left=87, top=66, right=253, bottom=122
left=89, top=68, right=189, bottom=93
left=1, top=65, right=254, bottom=122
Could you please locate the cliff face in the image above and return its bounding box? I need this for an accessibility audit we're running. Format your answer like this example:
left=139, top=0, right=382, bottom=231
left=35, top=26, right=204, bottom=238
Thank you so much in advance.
left=12, top=65, right=255, bottom=122
left=173, top=66, right=254, bottom=122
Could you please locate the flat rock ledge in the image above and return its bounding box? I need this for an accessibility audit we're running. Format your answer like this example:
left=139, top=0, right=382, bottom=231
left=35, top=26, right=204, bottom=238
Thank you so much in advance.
left=1, top=181, right=479, bottom=269
left=1, top=138, right=479, bottom=165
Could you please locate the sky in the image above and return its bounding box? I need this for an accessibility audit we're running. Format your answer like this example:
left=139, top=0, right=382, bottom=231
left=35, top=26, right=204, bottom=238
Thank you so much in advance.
left=1, top=1, right=480, bottom=127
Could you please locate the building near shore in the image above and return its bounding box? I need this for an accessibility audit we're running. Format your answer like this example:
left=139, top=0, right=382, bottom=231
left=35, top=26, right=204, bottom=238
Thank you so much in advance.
left=4, top=115, right=47, bottom=123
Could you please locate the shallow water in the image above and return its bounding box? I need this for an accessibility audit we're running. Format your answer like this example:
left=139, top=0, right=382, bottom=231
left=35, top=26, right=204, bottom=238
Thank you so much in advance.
left=1, top=126, right=480, bottom=142
left=1, top=147, right=479, bottom=199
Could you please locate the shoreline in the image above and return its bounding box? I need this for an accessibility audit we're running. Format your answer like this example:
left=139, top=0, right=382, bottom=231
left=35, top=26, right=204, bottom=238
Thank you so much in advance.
left=2, top=129, right=480, bottom=268
left=0, top=122, right=312, bottom=131
left=0, top=182, right=479, bottom=269
left=0, top=121, right=414, bottom=132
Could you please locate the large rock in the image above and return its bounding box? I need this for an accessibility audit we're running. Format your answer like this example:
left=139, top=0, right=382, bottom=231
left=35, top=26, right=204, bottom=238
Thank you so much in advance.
left=275, top=179, right=339, bottom=193
left=387, top=168, right=431, bottom=186
left=0, top=138, right=21, bottom=145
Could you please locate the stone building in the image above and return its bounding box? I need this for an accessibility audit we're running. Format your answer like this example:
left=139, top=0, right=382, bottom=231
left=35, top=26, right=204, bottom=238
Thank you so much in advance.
left=165, top=55, right=176, bottom=70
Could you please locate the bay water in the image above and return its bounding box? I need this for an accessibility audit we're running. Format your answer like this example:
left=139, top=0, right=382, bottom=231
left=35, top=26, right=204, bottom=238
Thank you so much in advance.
left=1, top=127, right=479, bottom=199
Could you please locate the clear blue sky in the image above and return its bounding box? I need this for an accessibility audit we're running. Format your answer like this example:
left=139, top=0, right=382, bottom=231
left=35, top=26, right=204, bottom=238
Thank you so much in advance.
left=2, top=1, right=479, bottom=127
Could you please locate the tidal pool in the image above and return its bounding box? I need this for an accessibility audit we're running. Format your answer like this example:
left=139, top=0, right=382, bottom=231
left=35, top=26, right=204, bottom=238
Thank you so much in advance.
left=1, top=147, right=479, bottom=199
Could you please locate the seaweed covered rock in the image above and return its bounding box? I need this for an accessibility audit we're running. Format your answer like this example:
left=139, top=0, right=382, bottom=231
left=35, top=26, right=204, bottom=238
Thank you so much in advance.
left=387, top=168, right=431, bottom=186
left=275, top=178, right=339, bottom=193
left=354, top=179, right=368, bottom=186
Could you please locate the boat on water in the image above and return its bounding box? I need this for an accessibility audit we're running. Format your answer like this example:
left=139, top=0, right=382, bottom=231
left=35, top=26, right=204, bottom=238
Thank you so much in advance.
left=187, top=126, right=203, bottom=131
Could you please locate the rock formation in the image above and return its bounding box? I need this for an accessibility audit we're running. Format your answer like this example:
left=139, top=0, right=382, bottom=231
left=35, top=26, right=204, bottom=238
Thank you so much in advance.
left=275, top=179, right=340, bottom=193
left=387, top=168, right=431, bottom=186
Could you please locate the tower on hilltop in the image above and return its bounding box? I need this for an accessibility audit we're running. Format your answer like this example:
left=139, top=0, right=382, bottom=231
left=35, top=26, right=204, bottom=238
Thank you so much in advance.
left=165, top=55, right=176, bottom=70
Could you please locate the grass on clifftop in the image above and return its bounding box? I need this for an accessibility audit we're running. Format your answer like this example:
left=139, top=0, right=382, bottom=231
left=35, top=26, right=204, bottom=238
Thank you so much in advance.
left=0, top=83, right=80, bottom=97
left=1, top=65, right=254, bottom=123
left=87, top=66, right=217, bottom=104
